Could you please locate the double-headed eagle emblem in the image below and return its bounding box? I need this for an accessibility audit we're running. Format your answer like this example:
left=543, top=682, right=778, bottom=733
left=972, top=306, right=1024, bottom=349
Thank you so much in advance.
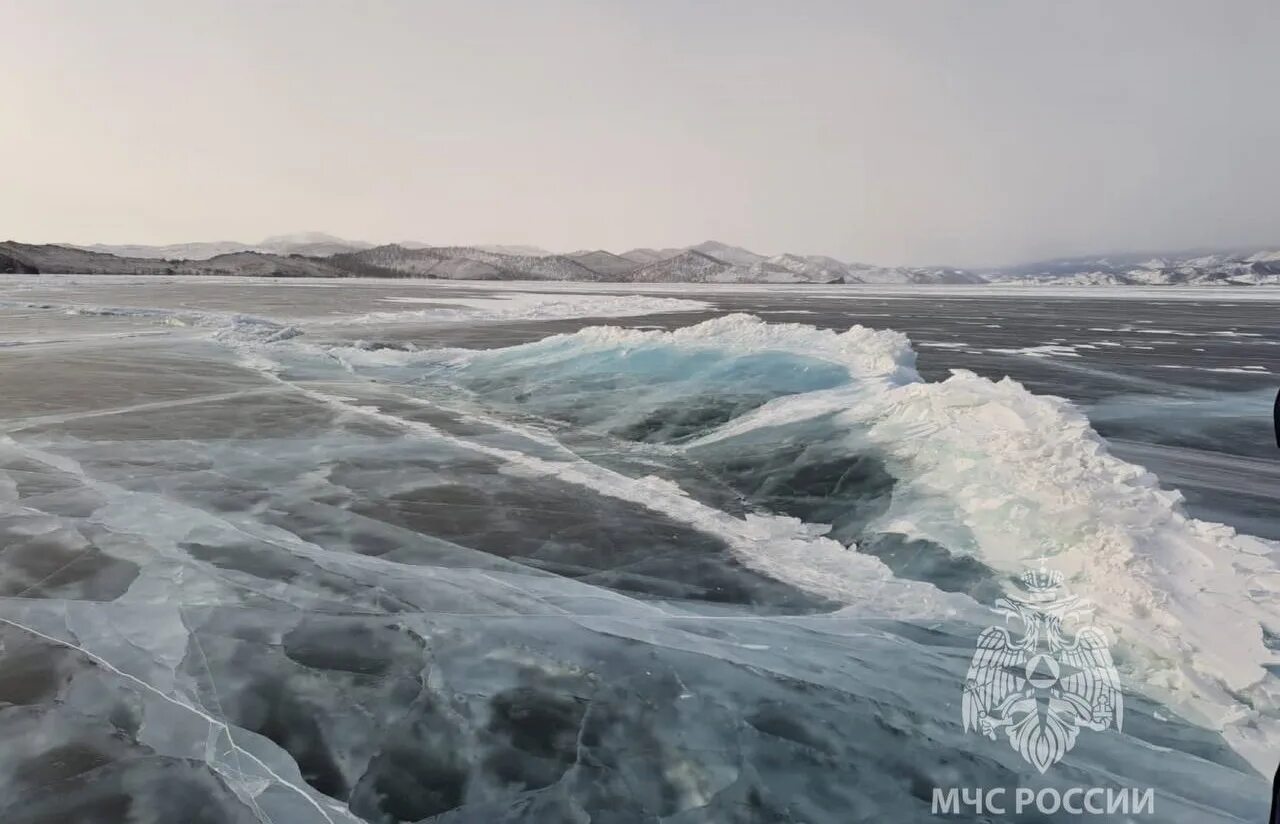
left=962, top=565, right=1123, bottom=773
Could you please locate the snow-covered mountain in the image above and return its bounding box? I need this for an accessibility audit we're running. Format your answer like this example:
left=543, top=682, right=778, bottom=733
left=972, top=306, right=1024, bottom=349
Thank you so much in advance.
left=333, top=245, right=600, bottom=281
left=610, top=246, right=983, bottom=284
left=687, top=241, right=766, bottom=267
left=0, top=241, right=351, bottom=277
left=175, top=251, right=354, bottom=277
left=1, top=242, right=176, bottom=274
left=992, top=248, right=1280, bottom=285
left=566, top=250, right=643, bottom=279
left=846, top=262, right=984, bottom=284
left=330, top=246, right=504, bottom=279
left=628, top=251, right=731, bottom=282
left=31, top=230, right=989, bottom=283
left=13, top=235, right=1280, bottom=285
left=440, top=248, right=600, bottom=280
left=766, top=254, right=857, bottom=282
left=0, top=236, right=987, bottom=284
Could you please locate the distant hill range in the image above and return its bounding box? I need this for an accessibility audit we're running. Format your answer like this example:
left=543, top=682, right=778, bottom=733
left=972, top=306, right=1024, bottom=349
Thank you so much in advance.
left=987, top=248, right=1280, bottom=286
left=2, top=233, right=1278, bottom=285
left=71, top=232, right=376, bottom=260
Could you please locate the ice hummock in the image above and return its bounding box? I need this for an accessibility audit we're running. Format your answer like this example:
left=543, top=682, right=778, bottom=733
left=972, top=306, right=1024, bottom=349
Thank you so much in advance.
left=387, top=314, right=1280, bottom=769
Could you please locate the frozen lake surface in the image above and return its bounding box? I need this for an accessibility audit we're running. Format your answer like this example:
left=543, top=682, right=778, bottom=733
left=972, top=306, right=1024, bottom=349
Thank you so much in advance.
left=0, top=276, right=1276, bottom=823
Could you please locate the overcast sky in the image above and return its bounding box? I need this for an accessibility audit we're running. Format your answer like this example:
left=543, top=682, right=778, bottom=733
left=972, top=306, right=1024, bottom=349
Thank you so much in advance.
left=4, top=1, right=1278, bottom=266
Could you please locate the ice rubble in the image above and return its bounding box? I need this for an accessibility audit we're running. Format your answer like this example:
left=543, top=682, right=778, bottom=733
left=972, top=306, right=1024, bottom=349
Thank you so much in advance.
left=408, top=314, right=1280, bottom=769
left=0, top=300, right=304, bottom=343
left=304, top=313, right=1280, bottom=714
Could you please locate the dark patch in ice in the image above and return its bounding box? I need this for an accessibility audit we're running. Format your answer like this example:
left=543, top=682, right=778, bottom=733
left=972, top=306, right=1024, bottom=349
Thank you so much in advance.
left=0, top=457, right=109, bottom=517
left=610, top=393, right=777, bottom=443
left=13, top=741, right=115, bottom=785
left=350, top=341, right=419, bottom=352
left=347, top=704, right=470, bottom=823
left=0, top=632, right=75, bottom=701
left=856, top=533, right=1006, bottom=604
left=186, top=540, right=317, bottom=581
left=364, top=479, right=834, bottom=613
left=184, top=539, right=417, bottom=612
left=693, top=442, right=896, bottom=545
left=246, top=675, right=352, bottom=798
left=282, top=620, right=409, bottom=676
left=746, top=703, right=835, bottom=755
left=1, top=758, right=261, bottom=824
left=0, top=522, right=139, bottom=602
left=184, top=614, right=430, bottom=806
left=484, top=686, right=587, bottom=789
left=0, top=627, right=256, bottom=823
left=680, top=419, right=1011, bottom=602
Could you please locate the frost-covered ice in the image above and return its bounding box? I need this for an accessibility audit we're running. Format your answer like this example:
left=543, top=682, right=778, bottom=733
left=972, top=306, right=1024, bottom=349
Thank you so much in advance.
left=986, top=343, right=1085, bottom=358
left=1155, top=364, right=1273, bottom=374
left=0, top=276, right=1275, bottom=823
left=351, top=293, right=712, bottom=323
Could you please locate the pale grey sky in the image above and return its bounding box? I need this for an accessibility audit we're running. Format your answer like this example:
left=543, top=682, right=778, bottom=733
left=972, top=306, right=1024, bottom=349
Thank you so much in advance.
left=3, top=0, right=1278, bottom=266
